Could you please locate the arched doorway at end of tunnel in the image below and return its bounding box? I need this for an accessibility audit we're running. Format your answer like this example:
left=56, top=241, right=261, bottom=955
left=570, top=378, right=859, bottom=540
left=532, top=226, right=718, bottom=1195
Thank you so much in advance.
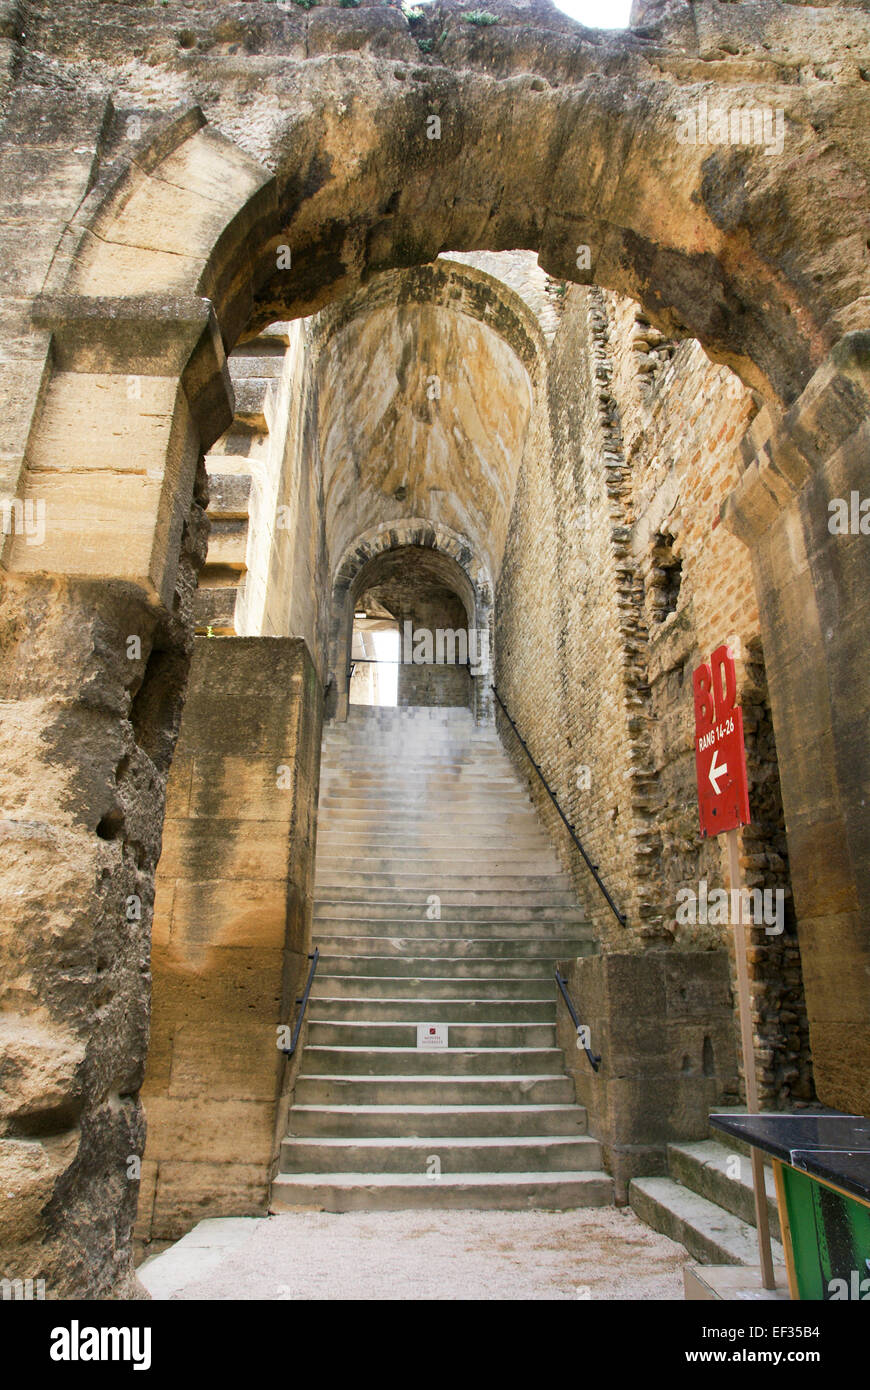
left=336, top=542, right=490, bottom=718
left=349, top=611, right=400, bottom=707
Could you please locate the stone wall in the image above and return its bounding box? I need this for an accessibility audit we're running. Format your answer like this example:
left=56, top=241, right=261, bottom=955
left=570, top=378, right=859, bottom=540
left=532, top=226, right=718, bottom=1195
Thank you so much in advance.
left=0, top=0, right=868, bottom=1296
left=494, top=283, right=817, bottom=1173
left=565, top=951, right=739, bottom=1199
left=136, top=637, right=322, bottom=1248
left=399, top=663, right=471, bottom=709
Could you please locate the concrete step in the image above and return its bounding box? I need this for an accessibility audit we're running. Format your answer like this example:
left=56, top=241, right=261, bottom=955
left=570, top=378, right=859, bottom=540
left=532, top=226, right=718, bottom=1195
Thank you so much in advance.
left=301, top=1045, right=566, bottom=1076
left=270, top=1171, right=614, bottom=1212
left=316, top=954, right=565, bottom=979
left=309, top=975, right=555, bottom=1000
left=279, top=1134, right=603, bottom=1174
left=668, top=1140, right=781, bottom=1240
left=293, top=1073, right=577, bottom=1106
left=314, top=936, right=592, bottom=960
left=306, top=1020, right=557, bottom=1048
left=629, top=1177, right=785, bottom=1267
left=286, top=1102, right=587, bottom=1138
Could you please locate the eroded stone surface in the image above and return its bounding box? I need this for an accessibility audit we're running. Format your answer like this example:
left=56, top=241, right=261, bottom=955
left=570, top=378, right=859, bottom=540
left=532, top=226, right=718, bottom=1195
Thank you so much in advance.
left=0, top=0, right=867, bottom=1300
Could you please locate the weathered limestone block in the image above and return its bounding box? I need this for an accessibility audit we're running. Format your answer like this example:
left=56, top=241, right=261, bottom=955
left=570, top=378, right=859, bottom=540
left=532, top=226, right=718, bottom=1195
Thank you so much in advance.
left=138, top=637, right=322, bottom=1247
left=563, top=950, right=739, bottom=1200
left=0, top=578, right=195, bottom=1297
left=2, top=296, right=233, bottom=608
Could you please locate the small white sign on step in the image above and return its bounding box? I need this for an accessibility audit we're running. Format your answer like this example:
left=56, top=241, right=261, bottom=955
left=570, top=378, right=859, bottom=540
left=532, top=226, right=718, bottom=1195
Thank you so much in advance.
left=417, top=1023, right=448, bottom=1049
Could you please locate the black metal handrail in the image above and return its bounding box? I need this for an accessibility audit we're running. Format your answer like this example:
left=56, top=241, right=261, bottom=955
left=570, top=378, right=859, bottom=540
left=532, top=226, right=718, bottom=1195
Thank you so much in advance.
left=281, top=948, right=319, bottom=1059
left=491, top=684, right=627, bottom=928
left=348, top=658, right=473, bottom=666
left=555, top=968, right=601, bottom=1072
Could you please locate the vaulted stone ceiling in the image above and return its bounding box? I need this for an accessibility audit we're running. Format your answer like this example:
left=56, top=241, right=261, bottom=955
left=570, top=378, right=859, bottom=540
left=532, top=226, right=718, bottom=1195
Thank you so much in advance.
left=314, top=294, right=535, bottom=582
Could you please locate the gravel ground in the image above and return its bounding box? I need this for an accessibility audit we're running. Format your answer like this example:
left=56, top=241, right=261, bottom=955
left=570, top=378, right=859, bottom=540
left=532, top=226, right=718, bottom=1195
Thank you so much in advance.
left=146, top=1207, right=692, bottom=1301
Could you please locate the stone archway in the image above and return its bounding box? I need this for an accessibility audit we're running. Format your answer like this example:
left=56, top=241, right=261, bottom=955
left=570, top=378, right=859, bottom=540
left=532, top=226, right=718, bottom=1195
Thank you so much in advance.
left=328, top=520, right=495, bottom=723
left=1, top=1, right=869, bottom=1294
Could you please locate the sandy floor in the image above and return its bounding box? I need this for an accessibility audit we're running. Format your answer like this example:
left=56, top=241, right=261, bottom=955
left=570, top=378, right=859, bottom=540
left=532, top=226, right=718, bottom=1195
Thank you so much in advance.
left=144, top=1207, right=693, bottom=1301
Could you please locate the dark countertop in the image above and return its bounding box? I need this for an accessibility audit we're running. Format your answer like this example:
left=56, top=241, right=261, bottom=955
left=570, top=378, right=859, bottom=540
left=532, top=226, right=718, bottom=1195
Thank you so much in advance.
left=709, top=1113, right=870, bottom=1205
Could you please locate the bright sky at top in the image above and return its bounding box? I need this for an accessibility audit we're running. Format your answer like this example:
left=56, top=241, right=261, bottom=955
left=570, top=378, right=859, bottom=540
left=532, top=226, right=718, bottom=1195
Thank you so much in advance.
left=552, top=0, right=632, bottom=28
left=414, top=0, right=634, bottom=29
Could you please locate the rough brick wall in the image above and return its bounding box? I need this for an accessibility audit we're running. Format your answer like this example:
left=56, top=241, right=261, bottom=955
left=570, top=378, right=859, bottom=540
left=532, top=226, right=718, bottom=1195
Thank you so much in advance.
left=495, top=284, right=815, bottom=1109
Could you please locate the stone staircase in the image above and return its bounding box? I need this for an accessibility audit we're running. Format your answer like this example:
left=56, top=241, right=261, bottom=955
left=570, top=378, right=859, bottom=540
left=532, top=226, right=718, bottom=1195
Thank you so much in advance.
left=270, top=705, right=614, bottom=1212
left=629, top=1117, right=786, bottom=1267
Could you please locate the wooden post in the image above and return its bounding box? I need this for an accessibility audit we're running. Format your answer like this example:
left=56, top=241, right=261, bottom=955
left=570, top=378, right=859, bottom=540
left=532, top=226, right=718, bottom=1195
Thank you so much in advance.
left=727, top=826, right=776, bottom=1290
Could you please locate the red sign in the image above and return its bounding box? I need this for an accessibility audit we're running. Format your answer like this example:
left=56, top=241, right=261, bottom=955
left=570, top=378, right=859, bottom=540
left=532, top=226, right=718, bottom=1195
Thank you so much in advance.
left=692, top=644, right=751, bottom=838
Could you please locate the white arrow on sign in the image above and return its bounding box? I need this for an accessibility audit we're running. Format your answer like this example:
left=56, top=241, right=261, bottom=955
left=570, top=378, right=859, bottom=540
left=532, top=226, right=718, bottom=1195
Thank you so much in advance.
left=709, top=749, right=727, bottom=795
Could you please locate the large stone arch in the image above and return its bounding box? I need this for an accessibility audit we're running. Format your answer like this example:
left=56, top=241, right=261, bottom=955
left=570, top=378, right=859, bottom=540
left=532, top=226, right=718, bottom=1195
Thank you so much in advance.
left=0, top=0, right=868, bottom=1296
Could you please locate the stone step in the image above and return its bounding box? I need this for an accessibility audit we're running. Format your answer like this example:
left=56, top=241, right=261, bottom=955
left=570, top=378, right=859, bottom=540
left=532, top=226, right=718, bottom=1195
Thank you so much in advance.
left=314, top=873, right=572, bottom=892
left=314, top=899, right=587, bottom=919
left=319, top=761, right=513, bottom=778
left=279, top=1134, right=603, bottom=1174
left=668, top=1140, right=781, bottom=1239
left=316, top=819, right=545, bottom=838
left=314, top=936, right=592, bottom=960
left=326, top=721, right=489, bottom=735
left=313, top=920, right=585, bottom=940
left=306, top=1020, right=557, bottom=1048
left=314, top=856, right=561, bottom=875
left=293, top=1073, right=576, bottom=1106
left=315, top=954, right=567, bottom=979
left=320, top=771, right=515, bottom=785
left=270, top=1171, right=614, bottom=1213
left=286, top=1102, right=587, bottom=1138
left=331, top=713, right=479, bottom=724
left=321, top=751, right=507, bottom=765
left=315, top=833, right=553, bottom=852
left=309, top=974, right=555, bottom=1000
left=309, top=997, right=556, bottom=1023
left=318, top=794, right=531, bottom=812
left=321, top=749, right=511, bottom=761
left=319, top=775, right=516, bottom=789
left=278, top=704, right=602, bottom=1218
left=315, top=800, right=536, bottom=811
left=301, top=1045, right=566, bottom=1076
left=629, top=1177, right=785, bottom=1267
left=311, top=884, right=583, bottom=906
